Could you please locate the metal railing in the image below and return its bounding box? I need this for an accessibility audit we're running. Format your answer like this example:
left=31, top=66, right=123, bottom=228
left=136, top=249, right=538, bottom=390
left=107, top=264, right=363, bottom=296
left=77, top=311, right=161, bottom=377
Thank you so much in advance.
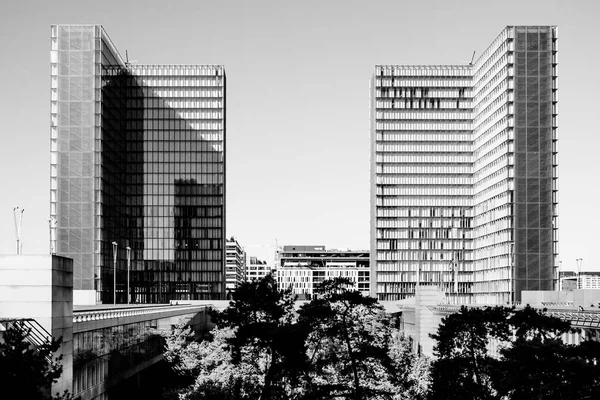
left=73, top=304, right=209, bottom=324
left=425, top=304, right=600, bottom=329
left=0, top=318, right=53, bottom=362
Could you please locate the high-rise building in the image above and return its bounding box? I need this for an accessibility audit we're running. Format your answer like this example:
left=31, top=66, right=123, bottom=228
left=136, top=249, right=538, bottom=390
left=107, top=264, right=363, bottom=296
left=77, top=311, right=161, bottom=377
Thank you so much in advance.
left=370, top=26, right=558, bottom=303
left=50, top=25, right=226, bottom=304
left=226, top=237, right=246, bottom=296
left=276, top=245, right=370, bottom=299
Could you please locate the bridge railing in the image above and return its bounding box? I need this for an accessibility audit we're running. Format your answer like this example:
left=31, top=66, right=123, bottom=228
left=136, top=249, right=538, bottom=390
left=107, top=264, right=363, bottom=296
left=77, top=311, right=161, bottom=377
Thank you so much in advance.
left=73, top=304, right=210, bottom=324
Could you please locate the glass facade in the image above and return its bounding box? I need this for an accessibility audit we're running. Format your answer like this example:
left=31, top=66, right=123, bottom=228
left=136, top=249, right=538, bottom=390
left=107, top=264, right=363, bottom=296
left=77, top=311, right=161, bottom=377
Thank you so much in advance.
left=51, top=25, right=226, bottom=303
left=370, top=26, right=558, bottom=303
left=511, top=27, right=558, bottom=299
left=73, top=320, right=163, bottom=395
left=71, top=306, right=213, bottom=399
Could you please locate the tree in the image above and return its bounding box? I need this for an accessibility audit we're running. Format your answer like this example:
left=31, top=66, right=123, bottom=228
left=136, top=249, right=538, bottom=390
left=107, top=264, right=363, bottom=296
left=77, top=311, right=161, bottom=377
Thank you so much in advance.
left=429, top=305, right=600, bottom=400
left=297, top=277, right=407, bottom=400
left=495, top=306, right=600, bottom=400
left=0, top=322, right=74, bottom=400
left=163, top=275, right=432, bottom=400
left=211, top=274, right=308, bottom=400
left=429, top=306, right=510, bottom=400
left=165, top=274, right=308, bottom=399
left=387, top=334, right=431, bottom=400
left=164, top=324, right=267, bottom=400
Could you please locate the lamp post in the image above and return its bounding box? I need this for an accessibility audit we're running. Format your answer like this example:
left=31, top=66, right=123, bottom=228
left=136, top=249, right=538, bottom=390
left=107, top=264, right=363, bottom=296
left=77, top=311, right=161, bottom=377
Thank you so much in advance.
left=13, top=207, right=25, bottom=255
left=112, top=241, right=118, bottom=304
left=576, top=258, right=583, bottom=289
left=126, top=246, right=131, bottom=304
left=558, top=260, right=563, bottom=290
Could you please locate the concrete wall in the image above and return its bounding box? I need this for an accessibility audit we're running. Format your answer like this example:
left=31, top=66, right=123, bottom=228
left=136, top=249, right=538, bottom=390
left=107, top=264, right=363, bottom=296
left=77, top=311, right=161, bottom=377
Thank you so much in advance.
left=522, top=289, right=600, bottom=308
left=522, top=290, right=573, bottom=306
left=0, top=255, right=73, bottom=396
left=573, top=290, right=600, bottom=308
left=415, top=285, right=445, bottom=356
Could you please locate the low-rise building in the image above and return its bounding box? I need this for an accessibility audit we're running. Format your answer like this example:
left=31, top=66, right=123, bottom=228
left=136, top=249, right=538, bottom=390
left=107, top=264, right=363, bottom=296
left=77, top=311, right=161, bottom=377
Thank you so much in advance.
left=560, top=271, right=600, bottom=290
left=246, top=257, right=274, bottom=282
left=276, top=245, right=370, bottom=300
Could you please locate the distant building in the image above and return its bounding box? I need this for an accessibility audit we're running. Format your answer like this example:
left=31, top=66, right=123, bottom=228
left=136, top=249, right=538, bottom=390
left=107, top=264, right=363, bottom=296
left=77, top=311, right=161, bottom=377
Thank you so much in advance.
left=276, top=245, right=370, bottom=300
left=226, top=238, right=246, bottom=296
left=560, top=277, right=577, bottom=291
left=560, top=271, right=600, bottom=290
left=246, top=257, right=274, bottom=282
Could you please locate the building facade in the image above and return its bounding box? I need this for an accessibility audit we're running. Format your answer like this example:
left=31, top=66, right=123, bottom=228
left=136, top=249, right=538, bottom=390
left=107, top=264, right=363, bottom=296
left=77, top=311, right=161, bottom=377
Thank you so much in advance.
left=276, top=245, right=370, bottom=299
left=226, top=238, right=246, bottom=296
left=50, top=25, right=226, bottom=303
left=560, top=271, right=600, bottom=290
left=246, top=257, right=274, bottom=282
left=370, top=26, right=558, bottom=303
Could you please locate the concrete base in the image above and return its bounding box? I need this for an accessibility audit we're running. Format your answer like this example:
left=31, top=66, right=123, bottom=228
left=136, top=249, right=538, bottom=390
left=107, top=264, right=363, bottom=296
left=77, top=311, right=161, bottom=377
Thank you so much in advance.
left=0, top=255, right=73, bottom=397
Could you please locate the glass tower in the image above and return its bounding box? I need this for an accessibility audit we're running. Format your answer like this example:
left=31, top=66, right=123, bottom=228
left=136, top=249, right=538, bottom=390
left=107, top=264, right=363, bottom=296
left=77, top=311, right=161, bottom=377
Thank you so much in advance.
left=370, top=26, right=558, bottom=303
left=50, top=25, right=226, bottom=303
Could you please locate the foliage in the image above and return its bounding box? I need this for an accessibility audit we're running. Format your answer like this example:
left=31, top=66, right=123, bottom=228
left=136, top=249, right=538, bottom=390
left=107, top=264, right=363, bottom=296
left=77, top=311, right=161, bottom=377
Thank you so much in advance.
left=388, top=334, right=431, bottom=400
left=211, top=274, right=307, bottom=399
left=495, top=306, right=600, bottom=400
left=0, top=323, right=74, bottom=400
left=429, top=305, right=600, bottom=400
left=164, top=324, right=267, bottom=400
left=429, top=306, right=510, bottom=400
left=165, top=274, right=306, bottom=399
left=297, top=277, right=398, bottom=399
left=163, top=275, right=431, bottom=400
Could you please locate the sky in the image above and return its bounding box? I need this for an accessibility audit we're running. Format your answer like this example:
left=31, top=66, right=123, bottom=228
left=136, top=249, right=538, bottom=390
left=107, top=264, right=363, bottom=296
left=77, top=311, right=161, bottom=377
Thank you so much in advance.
left=0, top=0, right=599, bottom=270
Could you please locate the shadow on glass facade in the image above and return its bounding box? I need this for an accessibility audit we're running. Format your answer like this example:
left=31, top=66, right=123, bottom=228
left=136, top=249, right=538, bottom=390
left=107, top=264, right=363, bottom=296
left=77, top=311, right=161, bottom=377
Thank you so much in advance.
left=51, top=25, right=226, bottom=303
left=72, top=306, right=213, bottom=399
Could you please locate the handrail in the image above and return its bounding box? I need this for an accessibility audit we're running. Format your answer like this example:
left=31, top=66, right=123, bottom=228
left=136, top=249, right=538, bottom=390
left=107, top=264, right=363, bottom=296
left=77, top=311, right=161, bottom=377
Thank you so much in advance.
left=0, top=318, right=54, bottom=362
left=72, top=304, right=209, bottom=324
left=424, top=305, right=600, bottom=329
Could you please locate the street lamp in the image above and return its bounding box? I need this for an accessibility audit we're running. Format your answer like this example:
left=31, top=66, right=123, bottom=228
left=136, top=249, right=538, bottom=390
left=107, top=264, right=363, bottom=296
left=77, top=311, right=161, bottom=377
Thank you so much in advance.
left=13, top=207, right=25, bottom=255
left=112, top=241, right=118, bottom=304
left=126, top=246, right=131, bottom=304
left=576, top=258, right=583, bottom=289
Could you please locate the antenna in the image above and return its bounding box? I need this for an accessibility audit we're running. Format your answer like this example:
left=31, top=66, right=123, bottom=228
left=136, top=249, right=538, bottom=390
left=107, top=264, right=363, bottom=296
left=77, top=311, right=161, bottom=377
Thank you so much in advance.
left=13, top=207, right=25, bottom=255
